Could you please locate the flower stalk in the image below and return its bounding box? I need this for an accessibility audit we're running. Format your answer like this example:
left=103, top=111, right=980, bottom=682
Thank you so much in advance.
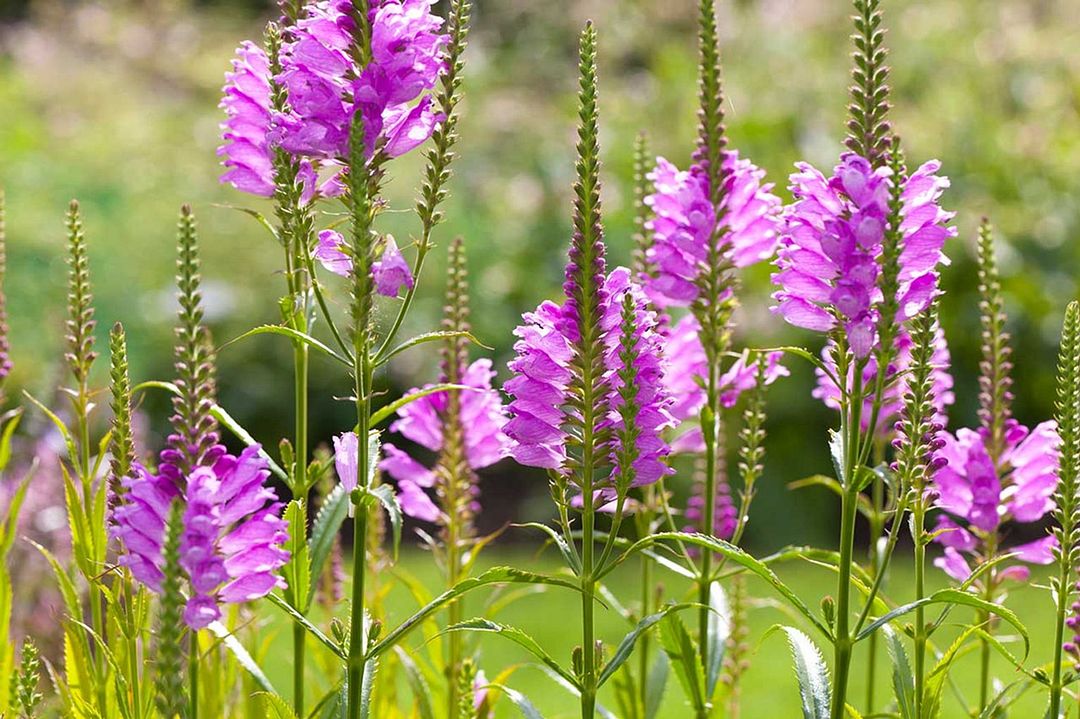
left=1049, top=301, right=1080, bottom=718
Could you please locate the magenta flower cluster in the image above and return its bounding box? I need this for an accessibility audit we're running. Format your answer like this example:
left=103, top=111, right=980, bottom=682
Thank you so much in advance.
left=219, top=0, right=448, bottom=194
left=504, top=266, right=675, bottom=489
left=376, top=358, right=511, bottom=521
left=112, top=445, right=289, bottom=629
left=275, top=0, right=448, bottom=161
left=643, top=154, right=781, bottom=308
left=773, top=154, right=954, bottom=358
left=218, top=41, right=341, bottom=201
left=931, top=420, right=1060, bottom=582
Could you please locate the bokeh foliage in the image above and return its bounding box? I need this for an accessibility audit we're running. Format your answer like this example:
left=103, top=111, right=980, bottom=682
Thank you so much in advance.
left=0, top=0, right=1077, bottom=548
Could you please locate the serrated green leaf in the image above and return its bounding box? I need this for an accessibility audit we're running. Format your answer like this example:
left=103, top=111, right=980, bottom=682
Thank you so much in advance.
left=611, top=532, right=830, bottom=639
left=392, top=646, right=435, bottom=719
left=775, top=625, right=830, bottom=719
left=257, top=691, right=300, bottom=719
left=443, top=618, right=577, bottom=689
left=923, top=625, right=981, bottom=718
left=223, top=325, right=351, bottom=367
left=882, top=625, right=914, bottom=719
left=857, top=588, right=1029, bottom=660
left=366, top=567, right=580, bottom=662
left=482, top=684, right=545, bottom=719
left=657, top=611, right=705, bottom=712
left=368, top=484, right=401, bottom=561
left=266, top=593, right=346, bottom=661
left=283, top=500, right=311, bottom=610
left=375, top=330, right=491, bottom=366
left=598, top=603, right=696, bottom=688
left=208, top=621, right=278, bottom=695
left=305, top=484, right=349, bottom=612
left=368, top=384, right=475, bottom=428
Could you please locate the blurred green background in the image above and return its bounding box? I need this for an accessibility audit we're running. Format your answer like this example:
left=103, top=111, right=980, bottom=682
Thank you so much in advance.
left=0, top=0, right=1078, bottom=548
left=1, top=0, right=1078, bottom=716
left=0, top=0, right=1075, bottom=591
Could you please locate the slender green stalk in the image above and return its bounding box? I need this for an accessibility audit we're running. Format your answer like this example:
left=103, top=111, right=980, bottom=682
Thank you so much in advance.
left=697, top=365, right=720, bottom=694
left=913, top=501, right=927, bottom=717
left=1050, top=302, right=1080, bottom=719
left=831, top=361, right=864, bottom=719
left=347, top=499, right=370, bottom=717
left=581, top=468, right=598, bottom=719
left=189, top=634, right=200, bottom=719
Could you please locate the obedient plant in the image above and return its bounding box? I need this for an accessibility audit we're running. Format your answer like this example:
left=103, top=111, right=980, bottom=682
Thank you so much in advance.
left=5, top=0, right=1080, bottom=718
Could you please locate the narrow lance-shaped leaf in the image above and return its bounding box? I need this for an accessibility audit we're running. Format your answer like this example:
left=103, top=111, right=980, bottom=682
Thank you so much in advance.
left=772, top=625, right=830, bottom=719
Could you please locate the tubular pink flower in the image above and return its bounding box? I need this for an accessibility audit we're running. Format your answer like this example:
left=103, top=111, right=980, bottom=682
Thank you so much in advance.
left=112, top=445, right=289, bottom=629
left=377, top=358, right=511, bottom=521
left=371, top=236, right=415, bottom=297
left=931, top=420, right=1061, bottom=582
left=313, top=230, right=415, bottom=297
left=643, top=153, right=781, bottom=308
left=772, top=154, right=954, bottom=358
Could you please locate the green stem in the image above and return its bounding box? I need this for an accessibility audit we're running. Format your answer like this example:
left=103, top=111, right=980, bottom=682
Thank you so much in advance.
left=189, top=630, right=199, bottom=719
left=638, top=516, right=653, bottom=719
left=581, top=472, right=597, bottom=719
left=293, top=622, right=306, bottom=717
left=446, top=490, right=463, bottom=717
left=697, top=356, right=721, bottom=717
left=913, top=502, right=927, bottom=719
left=347, top=507, right=369, bottom=718
left=864, top=450, right=886, bottom=712
left=831, top=365, right=864, bottom=719
left=831, top=484, right=859, bottom=719
left=978, top=573, right=994, bottom=712
left=1050, top=557, right=1071, bottom=718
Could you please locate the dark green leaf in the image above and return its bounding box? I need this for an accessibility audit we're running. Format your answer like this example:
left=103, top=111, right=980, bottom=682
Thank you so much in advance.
left=306, top=484, right=349, bottom=612
left=597, top=603, right=696, bottom=688
left=882, top=625, right=914, bottom=719
left=366, top=567, right=580, bottom=662
left=369, top=484, right=401, bottom=561
left=443, top=618, right=578, bottom=689
left=368, top=384, right=475, bottom=428
left=223, top=325, right=351, bottom=367
left=375, top=330, right=491, bottom=366
left=657, top=611, right=705, bottom=712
